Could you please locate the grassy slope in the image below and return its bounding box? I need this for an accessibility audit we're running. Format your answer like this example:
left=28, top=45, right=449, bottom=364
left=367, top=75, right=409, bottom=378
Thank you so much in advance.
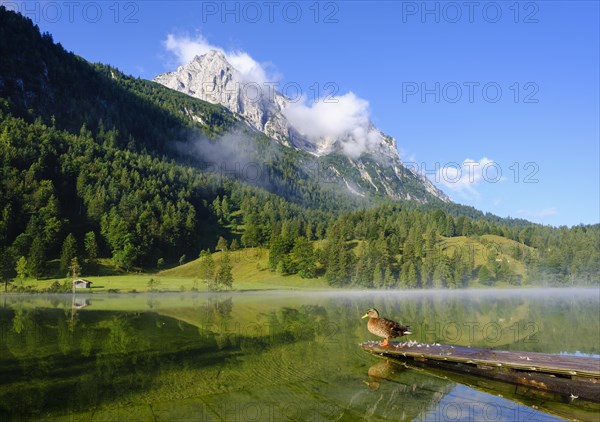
left=7, top=236, right=533, bottom=293
left=438, top=234, right=532, bottom=277
left=160, top=248, right=329, bottom=290
left=16, top=248, right=329, bottom=293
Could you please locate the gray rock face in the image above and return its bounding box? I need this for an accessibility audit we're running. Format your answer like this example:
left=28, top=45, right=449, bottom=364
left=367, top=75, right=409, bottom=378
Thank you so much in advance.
left=155, top=50, right=293, bottom=145
left=154, top=50, right=449, bottom=202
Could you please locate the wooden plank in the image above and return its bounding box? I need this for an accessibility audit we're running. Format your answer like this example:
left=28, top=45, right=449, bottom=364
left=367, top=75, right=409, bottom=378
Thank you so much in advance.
left=360, top=341, right=600, bottom=378
left=360, top=341, right=600, bottom=402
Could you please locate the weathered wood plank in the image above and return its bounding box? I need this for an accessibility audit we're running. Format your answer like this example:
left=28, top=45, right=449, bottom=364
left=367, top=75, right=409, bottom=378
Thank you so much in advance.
left=360, top=341, right=600, bottom=402
left=361, top=341, right=600, bottom=377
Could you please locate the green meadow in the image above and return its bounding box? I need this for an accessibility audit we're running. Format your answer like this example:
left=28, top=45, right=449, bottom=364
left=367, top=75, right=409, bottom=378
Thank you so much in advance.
left=3, top=234, right=537, bottom=295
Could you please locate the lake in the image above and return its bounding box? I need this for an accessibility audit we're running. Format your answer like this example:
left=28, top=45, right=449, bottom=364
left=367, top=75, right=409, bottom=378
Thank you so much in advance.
left=0, top=288, right=598, bottom=421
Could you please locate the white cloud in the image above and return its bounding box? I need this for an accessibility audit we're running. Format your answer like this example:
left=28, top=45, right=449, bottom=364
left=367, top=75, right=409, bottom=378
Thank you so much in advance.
left=282, top=92, right=381, bottom=158
left=163, top=33, right=276, bottom=84
left=434, top=157, right=503, bottom=199
left=162, top=32, right=379, bottom=158
left=164, top=33, right=214, bottom=65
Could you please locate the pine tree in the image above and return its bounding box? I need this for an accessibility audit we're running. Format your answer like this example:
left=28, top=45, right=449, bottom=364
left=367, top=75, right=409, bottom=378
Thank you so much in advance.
left=0, top=247, right=13, bottom=292
left=432, top=258, right=450, bottom=288
left=112, top=241, right=139, bottom=271
left=305, top=222, right=314, bottom=241
left=212, top=196, right=222, bottom=221
left=403, top=261, right=418, bottom=289
left=353, top=253, right=372, bottom=287
left=221, top=196, right=230, bottom=222
left=216, top=236, right=228, bottom=252
left=421, top=255, right=435, bottom=287
left=315, top=222, right=326, bottom=240
left=291, top=236, right=316, bottom=278
left=242, top=222, right=261, bottom=247
left=28, top=236, right=45, bottom=279
left=462, top=218, right=472, bottom=236
left=444, top=215, right=456, bottom=237
left=324, top=241, right=341, bottom=286
left=337, top=243, right=355, bottom=286
left=373, top=262, right=384, bottom=288
left=478, top=265, right=494, bottom=285
left=84, top=231, right=99, bottom=263
left=425, top=228, right=437, bottom=255
left=268, top=234, right=284, bottom=271
left=60, top=233, right=78, bottom=276
left=383, top=266, right=395, bottom=289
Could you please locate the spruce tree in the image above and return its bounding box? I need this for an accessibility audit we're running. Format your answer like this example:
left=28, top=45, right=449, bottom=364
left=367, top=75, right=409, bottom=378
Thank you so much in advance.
left=84, top=231, right=99, bottom=263
left=383, top=266, right=395, bottom=289
left=432, top=259, right=450, bottom=288
left=292, top=237, right=316, bottom=278
left=28, top=236, right=46, bottom=279
left=405, top=261, right=418, bottom=289
left=216, top=236, right=228, bottom=252
left=60, top=234, right=78, bottom=276
left=373, top=262, right=384, bottom=288
left=221, top=196, right=230, bottom=222
left=478, top=265, right=494, bottom=285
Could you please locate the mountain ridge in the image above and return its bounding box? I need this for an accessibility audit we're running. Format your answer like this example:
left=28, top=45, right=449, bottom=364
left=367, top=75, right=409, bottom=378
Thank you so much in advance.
left=154, top=50, right=450, bottom=203
left=2, top=7, right=597, bottom=287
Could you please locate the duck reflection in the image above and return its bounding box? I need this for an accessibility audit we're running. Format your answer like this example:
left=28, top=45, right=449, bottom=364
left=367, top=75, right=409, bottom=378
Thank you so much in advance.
left=357, top=358, right=455, bottom=420
left=364, top=359, right=404, bottom=390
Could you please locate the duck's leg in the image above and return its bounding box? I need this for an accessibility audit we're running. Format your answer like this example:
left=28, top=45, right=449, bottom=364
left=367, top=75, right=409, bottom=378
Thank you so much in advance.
left=379, top=337, right=389, bottom=347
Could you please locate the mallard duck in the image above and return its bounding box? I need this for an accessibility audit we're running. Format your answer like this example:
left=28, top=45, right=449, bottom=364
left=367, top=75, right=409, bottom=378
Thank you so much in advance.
left=362, top=308, right=411, bottom=346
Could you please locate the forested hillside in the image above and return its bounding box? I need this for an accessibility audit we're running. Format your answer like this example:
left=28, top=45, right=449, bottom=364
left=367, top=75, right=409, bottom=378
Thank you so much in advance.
left=0, top=7, right=597, bottom=288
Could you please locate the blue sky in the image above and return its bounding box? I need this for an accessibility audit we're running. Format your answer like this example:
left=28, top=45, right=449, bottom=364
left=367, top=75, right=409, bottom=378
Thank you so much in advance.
left=6, top=1, right=599, bottom=226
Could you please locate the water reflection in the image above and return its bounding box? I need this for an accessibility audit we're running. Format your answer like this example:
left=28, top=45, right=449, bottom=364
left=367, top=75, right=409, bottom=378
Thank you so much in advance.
left=364, top=359, right=403, bottom=390
left=0, top=289, right=597, bottom=421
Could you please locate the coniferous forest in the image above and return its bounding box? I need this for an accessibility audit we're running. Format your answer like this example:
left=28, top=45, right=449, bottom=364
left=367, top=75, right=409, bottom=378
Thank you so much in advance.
left=0, top=7, right=598, bottom=290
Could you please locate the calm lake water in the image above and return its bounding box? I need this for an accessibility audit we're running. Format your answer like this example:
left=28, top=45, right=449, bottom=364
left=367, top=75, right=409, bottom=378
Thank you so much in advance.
left=0, top=288, right=598, bottom=421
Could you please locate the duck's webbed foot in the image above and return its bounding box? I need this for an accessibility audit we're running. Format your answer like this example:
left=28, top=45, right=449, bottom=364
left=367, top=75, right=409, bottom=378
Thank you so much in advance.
left=379, top=338, right=389, bottom=347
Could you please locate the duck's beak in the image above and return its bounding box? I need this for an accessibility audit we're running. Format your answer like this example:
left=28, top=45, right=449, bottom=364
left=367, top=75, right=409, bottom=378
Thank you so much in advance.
left=361, top=313, right=369, bottom=319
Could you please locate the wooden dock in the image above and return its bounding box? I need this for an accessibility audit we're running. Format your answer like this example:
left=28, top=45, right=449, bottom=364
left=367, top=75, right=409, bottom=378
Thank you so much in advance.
left=360, top=341, right=600, bottom=402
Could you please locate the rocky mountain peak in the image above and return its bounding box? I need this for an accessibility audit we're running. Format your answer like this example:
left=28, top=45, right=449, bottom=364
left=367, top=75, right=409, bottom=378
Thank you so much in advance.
left=155, top=50, right=292, bottom=144
left=154, top=51, right=450, bottom=202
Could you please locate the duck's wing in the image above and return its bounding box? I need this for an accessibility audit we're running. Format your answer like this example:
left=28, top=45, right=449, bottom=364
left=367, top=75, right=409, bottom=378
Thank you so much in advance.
left=381, top=318, right=411, bottom=336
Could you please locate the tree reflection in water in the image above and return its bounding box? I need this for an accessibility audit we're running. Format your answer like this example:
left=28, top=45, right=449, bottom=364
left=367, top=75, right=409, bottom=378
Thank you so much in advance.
left=0, top=290, right=596, bottom=421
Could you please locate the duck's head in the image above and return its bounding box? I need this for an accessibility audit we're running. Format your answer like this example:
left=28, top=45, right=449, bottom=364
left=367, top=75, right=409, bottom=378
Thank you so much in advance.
left=361, top=308, right=379, bottom=319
